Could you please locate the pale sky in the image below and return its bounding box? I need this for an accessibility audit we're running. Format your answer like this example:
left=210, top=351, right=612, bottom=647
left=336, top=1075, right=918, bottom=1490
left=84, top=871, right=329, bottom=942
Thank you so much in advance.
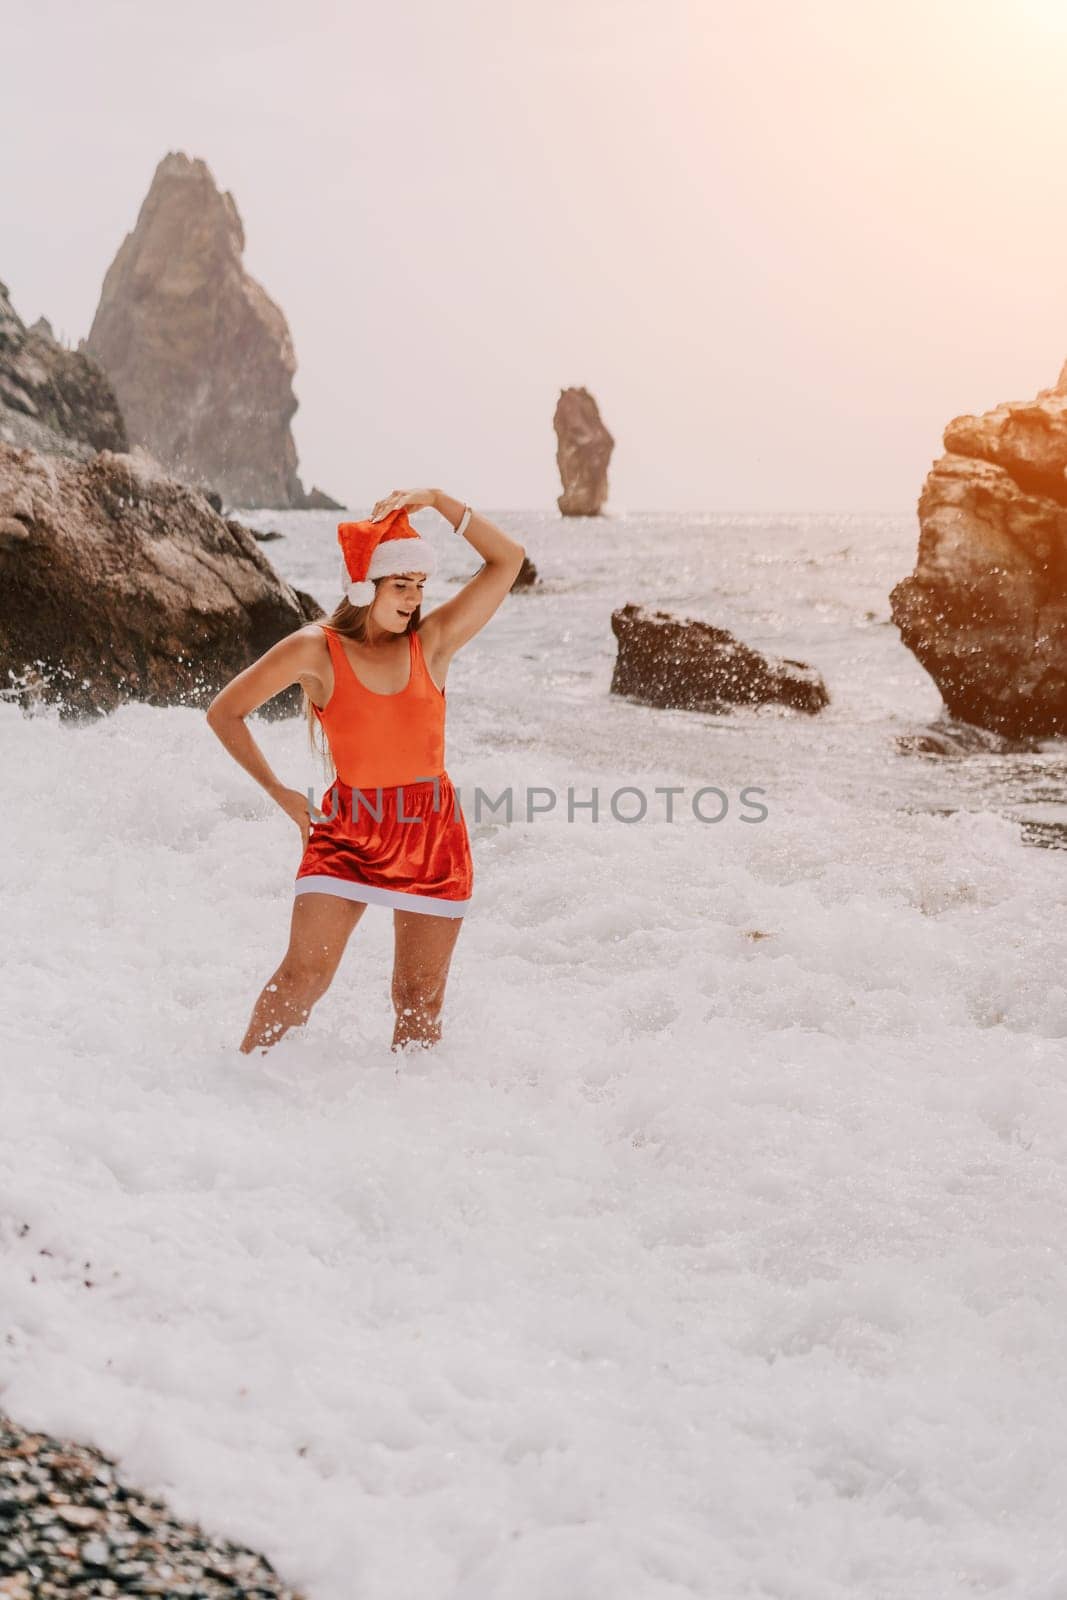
left=4, top=0, right=1067, bottom=512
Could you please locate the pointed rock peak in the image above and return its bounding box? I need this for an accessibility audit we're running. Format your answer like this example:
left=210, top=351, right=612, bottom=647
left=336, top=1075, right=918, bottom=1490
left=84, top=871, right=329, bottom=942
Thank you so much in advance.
left=85, top=153, right=315, bottom=508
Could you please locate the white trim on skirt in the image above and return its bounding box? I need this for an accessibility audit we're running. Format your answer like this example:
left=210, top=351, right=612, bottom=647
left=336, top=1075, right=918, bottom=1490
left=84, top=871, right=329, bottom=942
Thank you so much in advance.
left=294, top=875, right=470, bottom=918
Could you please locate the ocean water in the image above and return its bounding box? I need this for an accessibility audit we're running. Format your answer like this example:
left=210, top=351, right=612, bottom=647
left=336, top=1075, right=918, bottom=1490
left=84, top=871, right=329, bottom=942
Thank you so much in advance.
left=2, top=507, right=1066, bottom=1599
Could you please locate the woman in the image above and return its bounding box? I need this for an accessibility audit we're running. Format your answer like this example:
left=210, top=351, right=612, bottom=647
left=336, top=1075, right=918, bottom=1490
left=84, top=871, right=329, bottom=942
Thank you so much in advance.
left=206, top=487, right=526, bottom=1055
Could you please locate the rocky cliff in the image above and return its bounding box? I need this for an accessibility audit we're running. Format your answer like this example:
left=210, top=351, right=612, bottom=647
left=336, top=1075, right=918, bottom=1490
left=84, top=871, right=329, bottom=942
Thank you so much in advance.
left=85, top=151, right=337, bottom=511
left=0, top=281, right=126, bottom=460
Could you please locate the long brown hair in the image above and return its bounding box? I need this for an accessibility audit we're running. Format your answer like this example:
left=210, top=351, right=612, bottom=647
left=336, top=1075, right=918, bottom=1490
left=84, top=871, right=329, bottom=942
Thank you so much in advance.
left=303, top=580, right=423, bottom=780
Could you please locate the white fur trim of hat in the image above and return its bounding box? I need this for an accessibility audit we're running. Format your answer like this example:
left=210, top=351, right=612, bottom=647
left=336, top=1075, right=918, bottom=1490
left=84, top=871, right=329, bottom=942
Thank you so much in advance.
left=337, top=507, right=436, bottom=607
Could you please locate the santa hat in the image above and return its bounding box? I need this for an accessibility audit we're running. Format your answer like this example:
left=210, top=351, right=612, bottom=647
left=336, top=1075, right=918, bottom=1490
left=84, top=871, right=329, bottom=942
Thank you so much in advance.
left=338, top=506, right=436, bottom=606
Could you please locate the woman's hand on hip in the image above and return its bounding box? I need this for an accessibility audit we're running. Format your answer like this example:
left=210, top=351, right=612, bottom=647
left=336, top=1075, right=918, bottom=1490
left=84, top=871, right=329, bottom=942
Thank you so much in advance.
left=370, top=487, right=438, bottom=522
left=273, top=785, right=313, bottom=849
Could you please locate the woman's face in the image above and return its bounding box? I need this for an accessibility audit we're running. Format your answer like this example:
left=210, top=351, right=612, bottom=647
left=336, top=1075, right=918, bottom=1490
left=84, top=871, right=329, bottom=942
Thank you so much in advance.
left=373, top=572, right=426, bottom=630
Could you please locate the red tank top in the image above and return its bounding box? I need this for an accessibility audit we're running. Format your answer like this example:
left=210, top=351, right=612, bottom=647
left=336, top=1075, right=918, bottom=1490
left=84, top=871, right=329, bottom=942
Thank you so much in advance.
left=312, top=625, right=446, bottom=787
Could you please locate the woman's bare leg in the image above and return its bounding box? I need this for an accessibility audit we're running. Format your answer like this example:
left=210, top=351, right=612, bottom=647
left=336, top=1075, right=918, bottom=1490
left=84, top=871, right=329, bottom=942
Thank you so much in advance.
left=390, top=909, right=464, bottom=1051
left=240, top=893, right=367, bottom=1053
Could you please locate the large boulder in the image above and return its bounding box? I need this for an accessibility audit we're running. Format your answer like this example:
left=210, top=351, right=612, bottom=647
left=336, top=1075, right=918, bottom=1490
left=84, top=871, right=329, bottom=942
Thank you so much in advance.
left=610, top=603, right=829, bottom=714
left=85, top=151, right=336, bottom=511
left=890, top=383, right=1067, bottom=737
left=0, top=440, right=322, bottom=719
left=0, top=281, right=126, bottom=459
left=554, top=386, right=614, bottom=516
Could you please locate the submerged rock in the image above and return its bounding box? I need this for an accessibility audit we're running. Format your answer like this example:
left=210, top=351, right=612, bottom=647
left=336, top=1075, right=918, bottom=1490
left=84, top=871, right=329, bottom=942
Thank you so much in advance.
left=0, top=280, right=126, bottom=460
left=610, top=603, right=829, bottom=714
left=554, top=386, right=614, bottom=515
left=85, top=151, right=336, bottom=511
left=895, top=714, right=1038, bottom=758
left=890, top=378, right=1067, bottom=738
left=511, top=553, right=539, bottom=588
left=0, top=440, right=322, bottom=718
left=471, top=553, right=539, bottom=589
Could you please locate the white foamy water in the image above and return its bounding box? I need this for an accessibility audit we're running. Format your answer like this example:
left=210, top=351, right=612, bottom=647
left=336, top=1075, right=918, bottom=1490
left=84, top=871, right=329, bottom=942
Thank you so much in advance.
left=2, top=508, right=1066, bottom=1598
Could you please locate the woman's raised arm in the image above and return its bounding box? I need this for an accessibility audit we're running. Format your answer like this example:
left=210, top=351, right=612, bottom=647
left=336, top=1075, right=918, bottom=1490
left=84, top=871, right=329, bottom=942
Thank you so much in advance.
left=418, top=489, right=526, bottom=657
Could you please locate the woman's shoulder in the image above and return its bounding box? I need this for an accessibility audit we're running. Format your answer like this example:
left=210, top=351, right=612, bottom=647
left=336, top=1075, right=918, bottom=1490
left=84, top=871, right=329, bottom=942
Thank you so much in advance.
left=284, top=621, right=334, bottom=668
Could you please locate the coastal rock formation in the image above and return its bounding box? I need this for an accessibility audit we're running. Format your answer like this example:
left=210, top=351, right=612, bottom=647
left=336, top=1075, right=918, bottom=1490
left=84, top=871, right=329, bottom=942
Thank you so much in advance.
left=303, top=483, right=344, bottom=510
left=0, top=1412, right=306, bottom=1599
left=474, top=553, right=539, bottom=589
left=890, top=381, right=1067, bottom=737
left=511, top=553, right=539, bottom=588
left=0, top=440, right=322, bottom=719
left=554, top=386, right=614, bottom=515
left=610, top=603, right=829, bottom=714
left=0, top=281, right=126, bottom=459
left=85, top=151, right=336, bottom=510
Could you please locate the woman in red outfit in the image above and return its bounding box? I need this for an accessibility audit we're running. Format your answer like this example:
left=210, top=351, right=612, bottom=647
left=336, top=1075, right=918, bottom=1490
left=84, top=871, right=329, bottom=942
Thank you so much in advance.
left=206, top=488, right=526, bottom=1055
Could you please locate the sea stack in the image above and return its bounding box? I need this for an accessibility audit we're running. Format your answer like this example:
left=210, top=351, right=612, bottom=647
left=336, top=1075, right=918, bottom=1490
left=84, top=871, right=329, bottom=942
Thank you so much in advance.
left=554, top=386, right=614, bottom=516
left=85, top=152, right=336, bottom=511
left=890, top=376, right=1067, bottom=738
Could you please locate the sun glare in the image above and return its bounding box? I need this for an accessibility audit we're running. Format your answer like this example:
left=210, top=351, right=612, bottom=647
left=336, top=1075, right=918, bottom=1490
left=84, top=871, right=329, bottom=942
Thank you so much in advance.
left=1013, top=0, right=1067, bottom=34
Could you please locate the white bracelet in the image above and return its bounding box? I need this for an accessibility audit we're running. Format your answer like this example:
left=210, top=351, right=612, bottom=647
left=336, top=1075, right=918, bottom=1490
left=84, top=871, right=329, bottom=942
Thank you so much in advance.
left=455, top=504, right=473, bottom=538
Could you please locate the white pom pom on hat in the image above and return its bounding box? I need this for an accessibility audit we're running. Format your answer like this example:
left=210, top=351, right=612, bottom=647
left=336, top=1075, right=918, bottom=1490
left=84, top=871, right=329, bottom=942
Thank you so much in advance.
left=338, top=506, right=436, bottom=607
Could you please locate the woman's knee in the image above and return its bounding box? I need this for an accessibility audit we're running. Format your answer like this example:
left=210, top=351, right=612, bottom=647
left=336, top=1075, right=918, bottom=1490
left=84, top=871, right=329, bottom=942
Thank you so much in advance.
left=276, top=955, right=334, bottom=1003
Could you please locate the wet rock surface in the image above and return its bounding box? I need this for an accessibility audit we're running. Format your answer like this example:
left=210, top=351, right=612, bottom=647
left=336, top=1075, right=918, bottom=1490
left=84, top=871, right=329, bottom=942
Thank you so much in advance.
left=610, top=602, right=829, bottom=714
left=0, top=439, right=322, bottom=718
left=891, top=378, right=1067, bottom=738
left=894, top=714, right=1039, bottom=758
left=0, top=1413, right=306, bottom=1598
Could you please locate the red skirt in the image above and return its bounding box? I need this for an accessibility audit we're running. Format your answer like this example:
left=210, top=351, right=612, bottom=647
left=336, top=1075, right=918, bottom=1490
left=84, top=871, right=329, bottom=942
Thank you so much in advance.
left=294, top=771, right=473, bottom=918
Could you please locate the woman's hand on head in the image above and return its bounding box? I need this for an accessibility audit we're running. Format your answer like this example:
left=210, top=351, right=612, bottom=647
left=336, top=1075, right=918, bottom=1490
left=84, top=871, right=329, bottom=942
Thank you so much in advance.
left=370, top=488, right=437, bottom=522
